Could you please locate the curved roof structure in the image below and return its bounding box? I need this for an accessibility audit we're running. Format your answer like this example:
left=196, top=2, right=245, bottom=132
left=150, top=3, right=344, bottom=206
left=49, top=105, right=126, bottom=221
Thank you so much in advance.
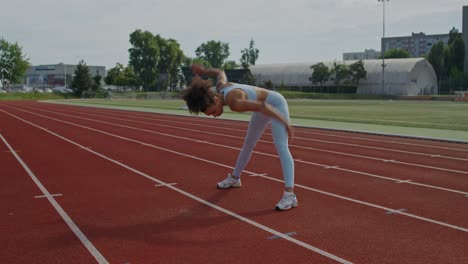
left=249, top=58, right=438, bottom=95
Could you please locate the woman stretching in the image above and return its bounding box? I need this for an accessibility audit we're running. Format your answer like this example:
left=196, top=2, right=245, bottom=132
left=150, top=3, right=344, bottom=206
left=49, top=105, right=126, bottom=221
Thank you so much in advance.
left=182, top=64, right=297, bottom=210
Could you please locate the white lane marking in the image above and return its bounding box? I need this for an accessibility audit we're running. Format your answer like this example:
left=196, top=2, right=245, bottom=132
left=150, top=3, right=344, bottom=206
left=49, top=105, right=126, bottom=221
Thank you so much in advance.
left=253, top=173, right=468, bottom=233
left=1, top=111, right=352, bottom=264
left=324, top=166, right=339, bottom=169
left=13, top=105, right=468, bottom=196
left=268, top=231, right=297, bottom=240
left=3, top=108, right=468, bottom=234
left=0, top=133, right=108, bottom=264
left=335, top=167, right=468, bottom=196
left=43, top=102, right=468, bottom=152
left=154, top=183, right=177, bottom=187
left=395, top=180, right=412, bottom=184
left=249, top=173, right=268, bottom=177
left=31, top=104, right=468, bottom=161
left=35, top=193, right=63, bottom=198
left=386, top=209, right=407, bottom=215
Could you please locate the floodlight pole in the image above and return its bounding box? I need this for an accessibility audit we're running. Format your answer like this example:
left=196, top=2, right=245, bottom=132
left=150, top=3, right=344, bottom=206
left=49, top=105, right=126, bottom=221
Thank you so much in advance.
left=378, top=0, right=389, bottom=96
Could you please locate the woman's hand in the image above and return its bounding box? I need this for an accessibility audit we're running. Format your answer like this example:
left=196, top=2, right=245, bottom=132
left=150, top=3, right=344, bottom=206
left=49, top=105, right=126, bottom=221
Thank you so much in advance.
left=191, top=64, right=206, bottom=76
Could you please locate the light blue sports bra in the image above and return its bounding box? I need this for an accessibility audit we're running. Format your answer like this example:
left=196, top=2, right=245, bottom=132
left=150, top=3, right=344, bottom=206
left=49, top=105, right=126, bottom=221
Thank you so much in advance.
left=219, top=83, right=257, bottom=101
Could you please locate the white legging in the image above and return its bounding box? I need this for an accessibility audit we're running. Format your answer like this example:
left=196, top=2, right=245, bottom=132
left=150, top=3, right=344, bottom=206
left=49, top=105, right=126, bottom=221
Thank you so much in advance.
left=232, top=91, right=294, bottom=187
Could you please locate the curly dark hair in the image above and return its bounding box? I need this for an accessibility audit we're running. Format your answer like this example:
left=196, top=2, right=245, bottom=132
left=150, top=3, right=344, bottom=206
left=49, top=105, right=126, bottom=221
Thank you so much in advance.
left=181, top=76, right=216, bottom=114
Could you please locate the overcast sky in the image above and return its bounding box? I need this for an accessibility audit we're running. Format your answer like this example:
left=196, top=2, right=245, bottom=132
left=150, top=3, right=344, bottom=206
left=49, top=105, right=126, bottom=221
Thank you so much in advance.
left=1, top=0, right=467, bottom=69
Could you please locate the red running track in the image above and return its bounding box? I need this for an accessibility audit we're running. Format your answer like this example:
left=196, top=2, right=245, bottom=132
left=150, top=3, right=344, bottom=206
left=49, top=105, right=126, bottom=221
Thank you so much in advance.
left=0, top=100, right=467, bottom=264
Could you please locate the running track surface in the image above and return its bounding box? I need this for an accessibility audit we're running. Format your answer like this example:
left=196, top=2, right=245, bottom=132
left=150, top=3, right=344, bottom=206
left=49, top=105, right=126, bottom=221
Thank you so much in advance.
left=1, top=100, right=467, bottom=264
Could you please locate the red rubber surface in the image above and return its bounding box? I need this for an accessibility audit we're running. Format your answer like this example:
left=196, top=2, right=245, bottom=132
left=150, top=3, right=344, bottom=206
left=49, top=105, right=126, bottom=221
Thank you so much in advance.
left=0, top=101, right=467, bottom=264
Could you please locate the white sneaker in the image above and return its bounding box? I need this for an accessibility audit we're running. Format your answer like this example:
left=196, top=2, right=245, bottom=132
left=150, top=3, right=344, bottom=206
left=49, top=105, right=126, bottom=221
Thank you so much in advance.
left=275, top=192, right=298, bottom=211
left=217, top=174, right=241, bottom=189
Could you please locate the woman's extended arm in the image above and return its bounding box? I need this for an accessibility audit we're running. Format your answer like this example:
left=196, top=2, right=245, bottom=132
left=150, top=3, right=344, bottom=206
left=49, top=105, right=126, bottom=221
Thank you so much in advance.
left=191, top=64, right=227, bottom=90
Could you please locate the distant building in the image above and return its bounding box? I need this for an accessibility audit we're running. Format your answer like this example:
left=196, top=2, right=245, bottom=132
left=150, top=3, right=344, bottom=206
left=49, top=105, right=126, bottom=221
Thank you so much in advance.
left=343, top=49, right=381, bottom=61
left=25, top=63, right=106, bottom=88
left=250, top=58, right=437, bottom=96
left=382, top=32, right=449, bottom=58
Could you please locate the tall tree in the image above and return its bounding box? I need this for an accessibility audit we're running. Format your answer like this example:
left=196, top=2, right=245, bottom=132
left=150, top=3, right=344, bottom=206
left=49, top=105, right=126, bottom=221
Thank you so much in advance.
left=157, top=37, right=185, bottom=90
left=71, top=60, right=93, bottom=96
left=129, top=30, right=160, bottom=91
left=240, top=39, right=259, bottom=69
left=105, top=63, right=125, bottom=85
left=223, top=60, right=239, bottom=69
left=448, top=35, right=465, bottom=73
left=427, top=41, right=448, bottom=84
left=0, top=38, right=29, bottom=88
left=448, top=27, right=462, bottom=46
left=349, top=60, right=367, bottom=87
left=195, top=40, right=230, bottom=68
left=309, top=62, right=330, bottom=89
left=106, top=63, right=140, bottom=87
left=330, top=62, right=351, bottom=88
left=92, top=73, right=102, bottom=90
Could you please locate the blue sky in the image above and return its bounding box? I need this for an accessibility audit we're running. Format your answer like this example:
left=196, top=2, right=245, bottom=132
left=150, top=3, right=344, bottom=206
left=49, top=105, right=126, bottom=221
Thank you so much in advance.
left=1, top=0, right=467, bottom=69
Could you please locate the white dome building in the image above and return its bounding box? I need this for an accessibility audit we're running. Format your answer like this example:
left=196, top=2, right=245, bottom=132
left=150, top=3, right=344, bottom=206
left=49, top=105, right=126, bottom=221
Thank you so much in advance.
left=250, top=58, right=438, bottom=96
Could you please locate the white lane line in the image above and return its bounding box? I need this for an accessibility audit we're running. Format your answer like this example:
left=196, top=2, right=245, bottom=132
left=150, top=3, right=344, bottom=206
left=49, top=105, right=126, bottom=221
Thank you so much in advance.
left=249, top=173, right=268, bottom=177
left=154, top=183, right=177, bottom=187
left=3, top=108, right=468, bottom=234
left=1, top=110, right=352, bottom=264
left=13, top=105, right=468, bottom=196
left=0, top=133, right=108, bottom=264
left=35, top=193, right=63, bottom=198
left=42, top=103, right=466, bottom=151
left=395, top=180, right=412, bottom=184
left=268, top=231, right=297, bottom=240
left=386, top=209, right=407, bottom=215
left=253, top=173, right=468, bottom=233
left=31, top=105, right=468, bottom=161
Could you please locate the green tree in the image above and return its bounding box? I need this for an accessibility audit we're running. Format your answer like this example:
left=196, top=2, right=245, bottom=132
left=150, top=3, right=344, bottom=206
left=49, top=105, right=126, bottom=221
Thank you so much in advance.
left=240, top=39, right=259, bottom=69
left=382, top=48, right=411, bottom=59
left=105, top=63, right=140, bottom=88
left=71, top=60, right=93, bottom=96
left=92, top=73, right=102, bottom=91
left=448, top=27, right=462, bottom=46
left=0, top=38, right=29, bottom=88
left=349, top=60, right=367, bottom=86
left=330, top=62, right=351, bottom=92
left=195, top=40, right=230, bottom=68
left=157, top=37, right=185, bottom=90
left=448, top=36, right=465, bottom=73
left=121, top=66, right=140, bottom=87
left=427, top=41, right=448, bottom=85
left=129, top=30, right=160, bottom=91
left=223, top=60, right=238, bottom=69
left=309, top=62, right=330, bottom=89
left=105, top=63, right=125, bottom=85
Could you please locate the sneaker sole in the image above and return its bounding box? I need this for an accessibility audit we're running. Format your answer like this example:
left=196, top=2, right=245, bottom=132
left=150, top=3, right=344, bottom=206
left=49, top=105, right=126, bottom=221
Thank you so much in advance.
left=275, top=202, right=298, bottom=211
left=216, top=184, right=242, bottom=189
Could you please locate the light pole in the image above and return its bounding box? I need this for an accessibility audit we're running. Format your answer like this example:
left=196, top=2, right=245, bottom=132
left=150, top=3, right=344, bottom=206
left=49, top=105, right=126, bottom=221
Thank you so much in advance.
left=378, top=0, right=389, bottom=96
